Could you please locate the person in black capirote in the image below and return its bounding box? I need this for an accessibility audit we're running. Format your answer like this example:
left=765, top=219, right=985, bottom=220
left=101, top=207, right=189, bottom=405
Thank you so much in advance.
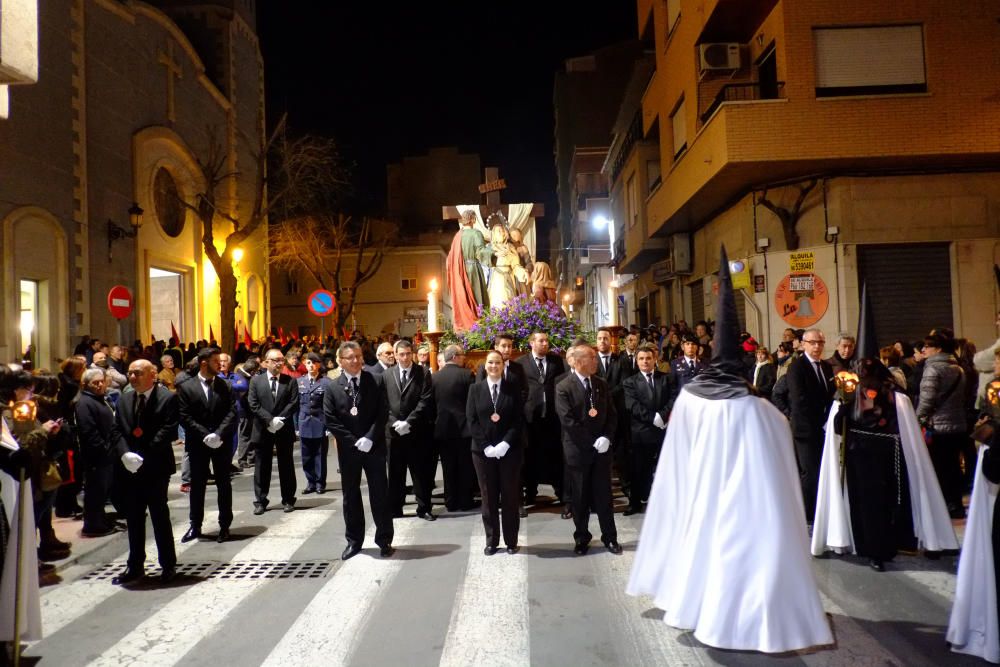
left=434, top=344, right=477, bottom=512
left=515, top=331, right=567, bottom=505
left=787, top=328, right=836, bottom=522
left=248, top=348, right=301, bottom=514
left=622, top=343, right=672, bottom=515
left=467, top=350, right=525, bottom=554
left=385, top=339, right=436, bottom=520
left=177, top=347, right=237, bottom=543
left=111, top=359, right=179, bottom=584
left=323, top=341, right=394, bottom=560
left=555, top=343, right=621, bottom=555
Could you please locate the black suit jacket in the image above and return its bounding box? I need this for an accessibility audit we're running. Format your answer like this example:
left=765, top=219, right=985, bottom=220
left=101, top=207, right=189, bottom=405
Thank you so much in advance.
left=515, top=352, right=566, bottom=423
left=247, top=372, right=300, bottom=445
left=384, top=363, right=434, bottom=432
left=753, top=363, right=778, bottom=400
left=622, top=370, right=672, bottom=445
left=176, top=374, right=237, bottom=451
left=595, top=352, right=624, bottom=389
left=75, top=391, right=116, bottom=464
left=365, top=362, right=389, bottom=376
left=555, top=373, right=617, bottom=467
left=112, top=385, right=178, bottom=477
left=466, top=378, right=524, bottom=453
left=787, top=354, right=835, bottom=439
left=323, top=370, right=388, bottom=455
left=433, top=363, right=474, bottom=440
left=618, top=350, right=641, bottom=379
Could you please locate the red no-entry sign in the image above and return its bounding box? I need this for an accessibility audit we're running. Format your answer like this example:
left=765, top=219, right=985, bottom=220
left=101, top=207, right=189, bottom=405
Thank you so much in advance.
left=107, top=285, right=134, bottom=320
left=307, top=289, right=336, bottom=317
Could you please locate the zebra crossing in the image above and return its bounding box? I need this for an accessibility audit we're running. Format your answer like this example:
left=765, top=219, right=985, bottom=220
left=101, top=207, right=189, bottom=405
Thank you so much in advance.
left=26, top=478, right=983, bottom=667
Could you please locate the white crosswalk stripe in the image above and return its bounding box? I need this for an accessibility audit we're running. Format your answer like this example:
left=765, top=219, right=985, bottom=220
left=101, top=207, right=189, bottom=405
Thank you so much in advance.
left=439, top=522, right=530, bottom=667
left=259, top=520, right=420, bottom=667
left=88, top=511, right=330, bottom=667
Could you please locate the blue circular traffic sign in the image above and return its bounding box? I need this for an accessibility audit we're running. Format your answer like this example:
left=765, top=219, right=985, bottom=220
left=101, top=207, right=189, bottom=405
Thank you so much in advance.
left=307, top=289, right=336, bottom=317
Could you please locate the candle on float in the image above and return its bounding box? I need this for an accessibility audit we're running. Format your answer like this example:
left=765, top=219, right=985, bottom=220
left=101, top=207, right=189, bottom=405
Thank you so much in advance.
left=428, top=278, right=439, bottom=332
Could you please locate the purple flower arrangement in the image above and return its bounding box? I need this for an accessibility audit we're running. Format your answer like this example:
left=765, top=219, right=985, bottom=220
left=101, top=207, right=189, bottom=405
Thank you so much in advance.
left=453, top=295, right=582, bottom=352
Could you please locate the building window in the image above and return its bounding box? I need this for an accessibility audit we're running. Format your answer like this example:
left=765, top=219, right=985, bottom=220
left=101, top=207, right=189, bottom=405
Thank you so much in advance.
left=626, top=175, right=638, bottom=229
left=153, top=167, right=185, bottom=237
left=814, top=25, right=926, bottom=97
left=285, top=272, right=298, bottom=295
left=401, top=265, right=417, bottom=291
left=666, top=0, right=680, bottom=34
left=646, top=160, right=661, bottom=192
left=670, top=97, right=687, bottom=159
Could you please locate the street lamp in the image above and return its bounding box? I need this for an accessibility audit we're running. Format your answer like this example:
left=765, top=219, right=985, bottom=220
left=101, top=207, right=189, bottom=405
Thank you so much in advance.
left=232, top=247, right=244, bottom=263
left=107, top=202, right=144, bottom=260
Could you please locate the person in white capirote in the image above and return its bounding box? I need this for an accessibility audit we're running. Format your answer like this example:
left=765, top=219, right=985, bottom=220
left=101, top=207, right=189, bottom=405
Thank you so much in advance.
left=628, top=247, right=833, bottom=653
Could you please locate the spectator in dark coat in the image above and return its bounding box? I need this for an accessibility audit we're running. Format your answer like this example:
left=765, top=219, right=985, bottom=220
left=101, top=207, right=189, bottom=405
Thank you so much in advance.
left=74, top=368, right=118, bottom=536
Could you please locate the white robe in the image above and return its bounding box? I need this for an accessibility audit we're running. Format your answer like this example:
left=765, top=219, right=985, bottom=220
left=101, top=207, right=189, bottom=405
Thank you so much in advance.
left=0, top=418, right=41, bottom=642
left=947, top=446, right=1000, bottom=663
left=627, top=391, right=833, bottom=653
left=811, top=392, right=958, bottom=556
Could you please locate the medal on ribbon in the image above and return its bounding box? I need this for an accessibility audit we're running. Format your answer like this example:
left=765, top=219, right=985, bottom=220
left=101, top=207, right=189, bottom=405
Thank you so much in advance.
left=132, top=426, right=144, bottom=437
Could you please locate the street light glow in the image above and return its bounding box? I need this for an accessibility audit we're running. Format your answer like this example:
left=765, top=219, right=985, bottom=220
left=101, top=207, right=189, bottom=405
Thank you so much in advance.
left=232, top=247, right=244, bottom=263
left=592, top=214, right=611, bottom=230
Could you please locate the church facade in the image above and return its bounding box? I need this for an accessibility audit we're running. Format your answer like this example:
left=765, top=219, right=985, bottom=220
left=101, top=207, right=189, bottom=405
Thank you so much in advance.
left=0, top=0, right=268, bottom=369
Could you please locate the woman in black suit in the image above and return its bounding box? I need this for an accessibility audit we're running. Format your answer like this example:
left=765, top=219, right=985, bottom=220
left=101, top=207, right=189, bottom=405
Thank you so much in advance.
left=752, top=347, right=778, bottom=401
left=466, top=351, right=524, bottom=555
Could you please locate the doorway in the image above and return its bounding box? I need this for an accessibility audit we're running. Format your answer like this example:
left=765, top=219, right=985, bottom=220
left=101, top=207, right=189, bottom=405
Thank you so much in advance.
left=149, top=267, right=183, bottom=343
left=757, top=43, right=779, bottom=99
left=19, top=279, right=39, bottom=367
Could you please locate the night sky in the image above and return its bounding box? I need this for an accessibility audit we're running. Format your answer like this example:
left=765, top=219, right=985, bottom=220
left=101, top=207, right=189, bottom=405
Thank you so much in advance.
left=258, top=3, right=637, bottom=226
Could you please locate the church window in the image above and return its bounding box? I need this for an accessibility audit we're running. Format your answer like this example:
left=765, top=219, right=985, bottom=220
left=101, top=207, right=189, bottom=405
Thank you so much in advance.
left=153, top=167, right=185, bottom=237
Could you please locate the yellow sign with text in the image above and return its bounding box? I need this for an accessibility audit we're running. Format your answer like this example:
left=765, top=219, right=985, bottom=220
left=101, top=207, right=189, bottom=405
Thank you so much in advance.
left=789, top=251, right=815, bottom=272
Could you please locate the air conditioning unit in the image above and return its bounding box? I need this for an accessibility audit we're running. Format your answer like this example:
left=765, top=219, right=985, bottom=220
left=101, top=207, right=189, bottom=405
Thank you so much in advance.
left=699, top=43, right=741, bottom=71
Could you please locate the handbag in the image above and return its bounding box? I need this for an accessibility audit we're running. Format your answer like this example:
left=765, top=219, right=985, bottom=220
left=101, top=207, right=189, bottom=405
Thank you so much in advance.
left=39, top=458, right=63, bottom=492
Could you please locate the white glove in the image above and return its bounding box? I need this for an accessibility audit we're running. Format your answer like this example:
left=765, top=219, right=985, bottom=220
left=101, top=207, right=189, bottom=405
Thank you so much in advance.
left=483, top=445, right=497, bottom=458
left=203, top=433, right=223, bottom=449
left=593, top=436, right=611, bottom=454
left=653, top=413, right=666, bottom=430
left=493, top=441, right=511, bottom=458
left=121, top=452, right=144, bottom=473
left=268, top=416, right=286, bottom=433
left=392, top=420, right=411, bottom=436
left=355, top=437, right=373, bottom=453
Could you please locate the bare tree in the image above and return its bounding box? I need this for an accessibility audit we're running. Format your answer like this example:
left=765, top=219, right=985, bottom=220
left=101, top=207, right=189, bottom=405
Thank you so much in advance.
left=757, top=178, right=818, bottom=251
left=269, top=213, right=394, bottom=332
left=179, top=115, right=349, bottom=352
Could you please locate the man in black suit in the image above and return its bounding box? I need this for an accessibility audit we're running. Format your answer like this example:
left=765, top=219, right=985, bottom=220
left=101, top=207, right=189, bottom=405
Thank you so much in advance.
left=365, top=342, right=395, bottom=376
left=323, top=341, right=394, bottom=560
left=595, top=327, right=630, bottom=500
left=670, top=333, right=706, bottom=401
left=177, top=347, right=237, bottom=543
left=467, top=350, right=525, bottom=554
left=433, top=344, right=476, bottom=511
left=619, top=331, right=641, bottom=379
left=475, top=333, right=528, bottom=397
left=515, top=331, right=566, bottom=505
left=555, top=343, right=621, bottom=555
left=110, top=359, right=179, bottom=584
left=787, top=328, right=835, bottom=522
left=622, top=343, right=672, bottom=516
left=385, top=339, right=436, bottom=520
left=247, top=348, right=301, bottom=514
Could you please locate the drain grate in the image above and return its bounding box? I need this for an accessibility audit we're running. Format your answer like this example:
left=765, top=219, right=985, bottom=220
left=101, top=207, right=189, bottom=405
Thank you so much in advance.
left=82, top=560, right=333, bottom=581
left=212, top=560, right=332, bottom=580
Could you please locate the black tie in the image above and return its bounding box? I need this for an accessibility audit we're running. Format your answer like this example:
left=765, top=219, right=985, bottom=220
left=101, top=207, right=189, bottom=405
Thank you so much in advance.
left=536, top=358, right=545, bottom=377
left=601, top=356, right=608, bottom=372
left=814, top=361, right=825, bottom=386
left=204, top=379, right=214, bottom=402
left=135, top=393, right=146, bottom=422
left=351, top=376, right=360, bottom=400
left=401, top=369, right=408, bottom=385
left=491, top=383, right=498, bottom=402
left=646, top=373, right=654, bottom=391
left=270, top=375, right=277, bottom=398
left=584, top=377, right=592, bottom=401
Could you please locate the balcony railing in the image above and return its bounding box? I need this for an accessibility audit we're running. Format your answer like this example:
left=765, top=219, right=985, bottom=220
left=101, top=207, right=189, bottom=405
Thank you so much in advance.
left=700, top=81, right=785, bottom=123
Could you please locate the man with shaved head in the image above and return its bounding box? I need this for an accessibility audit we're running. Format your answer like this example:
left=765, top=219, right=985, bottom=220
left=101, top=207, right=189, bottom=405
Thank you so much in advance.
left=110, top=359, right=181, bottom=585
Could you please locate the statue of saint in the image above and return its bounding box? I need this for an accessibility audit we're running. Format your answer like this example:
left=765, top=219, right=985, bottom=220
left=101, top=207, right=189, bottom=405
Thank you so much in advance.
left=485, top=214, right=529, bottom=308
left=531, top=261, right=557, bottom=304
left=508, top=228, right=533, bottom=296
left=446, top=210, right=491, bottom=330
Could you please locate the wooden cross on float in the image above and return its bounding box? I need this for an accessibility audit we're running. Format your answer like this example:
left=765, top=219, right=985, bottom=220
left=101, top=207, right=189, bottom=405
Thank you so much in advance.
left=441, top=167, right=545, bottom=224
